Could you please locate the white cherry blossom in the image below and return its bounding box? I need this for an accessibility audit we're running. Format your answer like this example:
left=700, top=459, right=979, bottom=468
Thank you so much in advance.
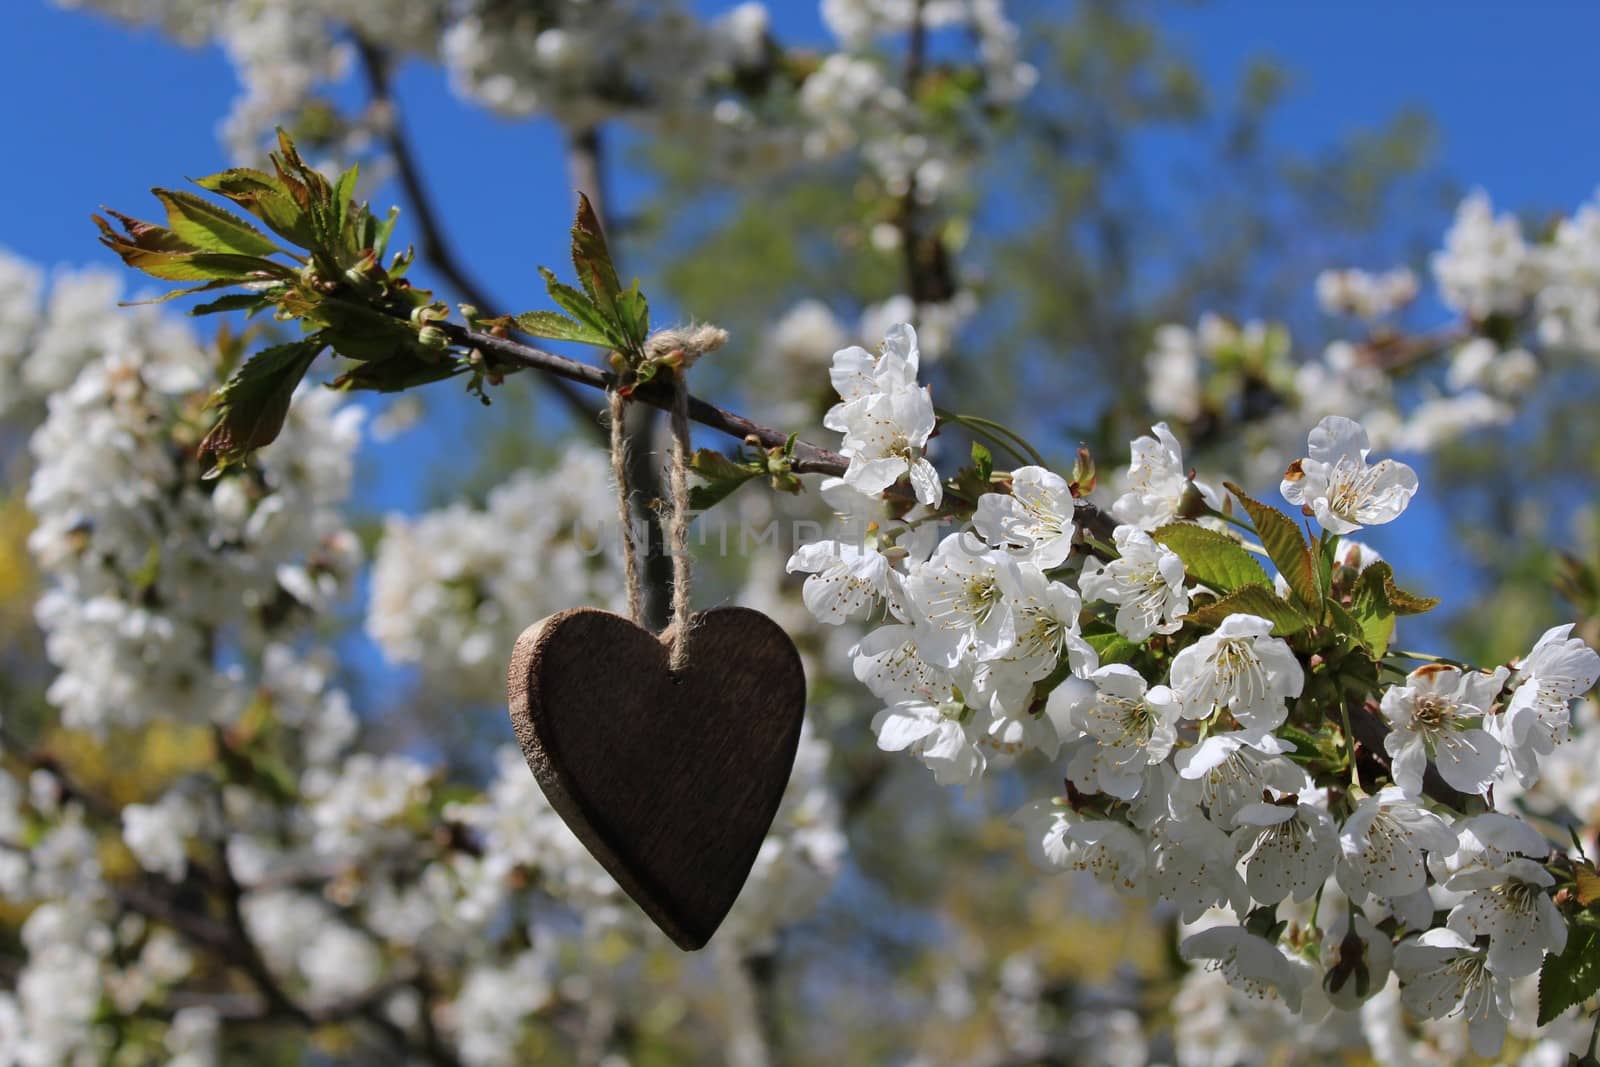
left=1336, top=786, right=1458, bottom=904
left=904, top=534, right=1014, bottom=668
left=1431, top=189, right=1533, bottom=319
left=872, top=689, right=988, bottom=787
left=1316, top=267, right=1418, bottom=320
left=1230, top=793, right=1338, bottom=904
left=1180, top=926, right=1307, bottom=1012
left=1077, top=525, right=1190, bottom=641
left=980, top=705, right=1068, bottom=763
left=1430, top=812, right=1553, bottom=890
left=1321, top=911, right=1394, bottom=1010
left=1380, top=664, right=1507, bottom=797
left=1173, top=731, right=1307, bottom=829
left=786, top=539, right=905, bottom=624
left=1144, top=324, right=1203, bottom=422
left=1064, top=665, right=1179, bottom=801
left=1146, top=815, right=1249, bottom=922
left=976, top=561, right=1096, bottom=710
left=1444, top=858, right=1566, bottom=978
left=1168, top=614, right=1305, bottom=734
left=1013, top=802, right=1145, bottom=893
left=1393, top=924, right=1513, bottom=1058
left=972, top=465, right=1077, bottom=567
left=1110, top=422, right=1218, bottom=531
left=1280, top=415, right=1418, bottom=534
left=836, top=384, right=942, bottom=506
left=850, top=622, right=953, bottom=704
left=1330, top=537, right=1383, bottom=573
left=822, top=321, right=921, bottom=432
left=121, top=793, right=201, bottom=883
left=1491, top=623, right=1600, bottom=785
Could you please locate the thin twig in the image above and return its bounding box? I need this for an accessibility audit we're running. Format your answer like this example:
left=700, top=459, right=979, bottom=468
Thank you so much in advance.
left=560, top=121, right=674, bottom=628
left=893, top=0, right=954, bottom=308
left=433, top=320, right=1118, bottom=540
left=354, top=37, right=599, bottom=431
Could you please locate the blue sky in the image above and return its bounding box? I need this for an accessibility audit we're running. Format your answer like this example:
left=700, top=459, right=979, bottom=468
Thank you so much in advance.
left=10, top=2, right=1600, bottom=277
left=6, top=0, right=1598, bottom=659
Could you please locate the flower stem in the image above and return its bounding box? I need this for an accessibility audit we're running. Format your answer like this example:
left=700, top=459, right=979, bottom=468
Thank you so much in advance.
left=936, top=409, right=1046, bottom=467
left=1202, top=505, right=1255, bottom=535
left=1388, top=649, right=1471, bottom=669
left=1339, top=701, right=1362, bottom=789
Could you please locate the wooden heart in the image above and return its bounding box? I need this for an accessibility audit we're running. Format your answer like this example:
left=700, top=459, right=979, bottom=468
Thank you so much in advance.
left=506, top=605, right=807, bottom=950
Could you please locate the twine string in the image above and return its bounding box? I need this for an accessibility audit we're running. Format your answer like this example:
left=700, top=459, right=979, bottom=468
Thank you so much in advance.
left=607, top=373, right=696, bottom=670
left=607, top=388, right=644, bottom=626
left=665, top=373, right=695, bottom=671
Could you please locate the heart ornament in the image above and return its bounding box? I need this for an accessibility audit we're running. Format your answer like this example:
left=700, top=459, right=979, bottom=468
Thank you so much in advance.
left=507, top=605, right=807, bottom=950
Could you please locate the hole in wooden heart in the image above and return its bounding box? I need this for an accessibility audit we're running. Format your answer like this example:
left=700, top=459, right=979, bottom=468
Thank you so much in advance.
left=507, top=605, right=807, bottom=950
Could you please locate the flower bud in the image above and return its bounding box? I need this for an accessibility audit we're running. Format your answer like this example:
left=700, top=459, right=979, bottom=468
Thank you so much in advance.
left=410, top=303, right=447, bottom=327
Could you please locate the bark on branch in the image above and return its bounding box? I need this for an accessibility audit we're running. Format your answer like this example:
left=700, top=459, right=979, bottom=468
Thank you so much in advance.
left=435, top=319, right=1117, bottom=538
left=354, top=37, right=599, bottom=433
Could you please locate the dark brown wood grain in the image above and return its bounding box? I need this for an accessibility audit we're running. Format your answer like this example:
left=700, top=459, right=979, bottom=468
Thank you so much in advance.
left=506, top=606, right=807, bottom=950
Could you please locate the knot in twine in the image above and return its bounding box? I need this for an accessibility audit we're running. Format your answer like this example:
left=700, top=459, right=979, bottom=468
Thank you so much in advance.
left=644, top=324, right=728, bottom=371
left=608, top=325, right=726, bottom=671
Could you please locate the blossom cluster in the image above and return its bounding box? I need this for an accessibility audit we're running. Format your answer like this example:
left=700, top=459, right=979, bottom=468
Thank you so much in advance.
left=366, top=444, right=625, bottom=703
left=20, top=273, right=363, bottom=734
left=1145, top=190, right=1600, bottom=474
left=792, top=322, right=1600, bottom=1058
left=55, top=0, right=1033, bottom=204
left=0, top=244, right=845, bottom=1066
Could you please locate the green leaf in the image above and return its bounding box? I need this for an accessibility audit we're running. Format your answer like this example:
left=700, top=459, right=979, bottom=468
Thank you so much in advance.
left=332, top=164, right=359, bottom=237
left=539, top=267, right=626, bottom=350
left=331, top=354, right=466, bottom=392
left=370, top=205, right=400, bottom=259
left=1374, top=563, right=1439, bottom=615
left=971, top=441, right=993, bottom=482
left=614, top=281, right=650, bottom=349
left=154, top=188, right=283, bottom=257
left=200, top=340, right=323, bottom=465
left=1083, top=626, right=1138, bottom=665
left=307, top=299, right=425, bottom=361
left=194, top=168, right=315, bottom=247
left=1226, top=482, right=1322, bottom=616
left=1349, top=566, right=1402, bottom=656
left=120, top=279, right=241, bottom=306
left=1152, top=522, right=1272, bottom=594
left=570, top=192, right=622, bottom=319
left=105, top=247, right=287, bottom=284
left=98, top=201, right=295, bottom=287
left=513, top=309, right=614, bottom=348
left=129, top=542, right=161, bottom=594
left=1360, top=604, right=1396, bottom=657
left=1276, top=725, right=1318, bottom=757
left=1576, top=864, right=1600, bottom=907
left=94, top=210, right=195, bottom=254
left=1537, top=923, right=1599, bottom=1025
left=269, top=131, right=337, bottom=247
left=688, top=448, right=761, bottom=512
left=1185, top=584, right=1310, bottom=636
left=1315, top=533, right=1335, bottom=604
left=191, top=293, right=273, bottom=317
left=1328, top=598, right=1393, bottom=656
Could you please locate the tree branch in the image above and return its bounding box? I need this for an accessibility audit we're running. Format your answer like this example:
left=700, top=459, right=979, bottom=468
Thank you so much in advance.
left=714, top=944, right=777, bottom=1067
left=560, top=122, right=675, bottom=629
left=435, top=319, right=1116, bottom=537
left=353, top=37, right=600, bottom=431
left=894, top=0, right=955, bottom=308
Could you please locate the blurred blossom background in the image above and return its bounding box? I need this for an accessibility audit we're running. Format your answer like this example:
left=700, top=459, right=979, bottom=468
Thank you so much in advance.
left=1, top=1, right=1599, bottom=1064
